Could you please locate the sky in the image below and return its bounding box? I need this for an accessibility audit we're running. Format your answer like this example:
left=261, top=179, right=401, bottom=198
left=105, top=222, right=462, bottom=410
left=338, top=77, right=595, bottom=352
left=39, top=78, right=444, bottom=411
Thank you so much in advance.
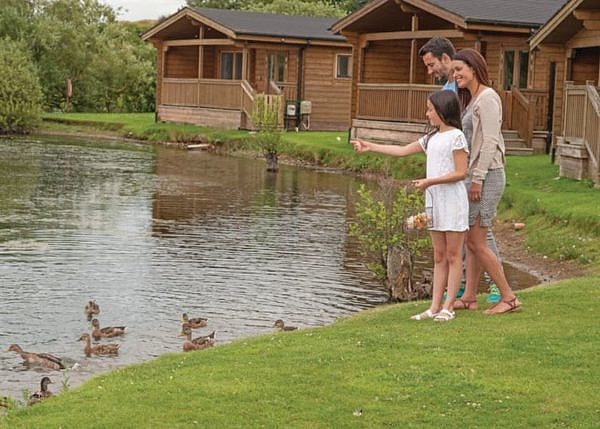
left=101, top=0, right=187, bottom=21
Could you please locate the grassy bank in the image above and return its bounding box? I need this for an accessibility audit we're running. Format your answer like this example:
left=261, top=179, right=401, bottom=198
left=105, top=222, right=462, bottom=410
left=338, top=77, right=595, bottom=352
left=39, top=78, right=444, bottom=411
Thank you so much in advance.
left=36, top=113, right=600, bottom=271
left=2, top=277, right=598, bottom=428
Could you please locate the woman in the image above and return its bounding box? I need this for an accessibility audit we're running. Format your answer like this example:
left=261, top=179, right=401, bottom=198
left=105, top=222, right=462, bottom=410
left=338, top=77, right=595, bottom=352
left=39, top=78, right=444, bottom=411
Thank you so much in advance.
left=451, top=48, right=521, bottom=314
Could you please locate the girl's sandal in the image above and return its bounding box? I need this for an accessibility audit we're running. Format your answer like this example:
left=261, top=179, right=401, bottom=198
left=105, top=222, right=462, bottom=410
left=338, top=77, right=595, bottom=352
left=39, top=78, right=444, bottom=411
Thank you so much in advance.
left=433, top=309, right=455, bottom=322
left=453, top=298, right=477, bottom=310
left=410, top=309, right=438, bottom=320
left=484, top=297, right=522, bottom=315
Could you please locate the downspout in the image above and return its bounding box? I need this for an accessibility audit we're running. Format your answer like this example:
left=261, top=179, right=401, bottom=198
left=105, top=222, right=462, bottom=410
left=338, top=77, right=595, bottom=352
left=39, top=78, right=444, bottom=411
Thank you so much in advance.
left=296, top=43, right=307, bottom=129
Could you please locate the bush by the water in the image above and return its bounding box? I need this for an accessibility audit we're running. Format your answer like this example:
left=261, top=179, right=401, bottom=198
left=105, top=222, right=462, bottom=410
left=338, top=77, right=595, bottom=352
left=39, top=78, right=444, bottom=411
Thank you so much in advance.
left=0, top=38, right=42, bottom=133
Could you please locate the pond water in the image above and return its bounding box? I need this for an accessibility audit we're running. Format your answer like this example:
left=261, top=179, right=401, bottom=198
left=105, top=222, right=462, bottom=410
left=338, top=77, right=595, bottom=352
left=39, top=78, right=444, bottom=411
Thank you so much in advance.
left=0, top=135, right=538, bottom=399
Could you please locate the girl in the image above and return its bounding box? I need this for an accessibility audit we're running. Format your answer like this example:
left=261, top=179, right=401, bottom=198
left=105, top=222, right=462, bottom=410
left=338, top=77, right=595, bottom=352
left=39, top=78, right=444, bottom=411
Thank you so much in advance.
left=351, top=90, right=469, bottom=322
left=451, top=48, right=521, bottom=314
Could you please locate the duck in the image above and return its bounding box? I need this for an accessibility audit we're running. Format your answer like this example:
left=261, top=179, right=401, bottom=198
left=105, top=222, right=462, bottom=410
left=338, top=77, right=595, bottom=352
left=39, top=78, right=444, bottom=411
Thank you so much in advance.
left=7, top=344, right=65, bottom=370
left=181, top=313, right=208, bottom=328
left=273, top=319, right=297, bottom=331
left=28, top=377, right=53, bottom=405
left=78, top=334, right=119, bottom=357
left=91, top=318, right=126, bottom=340
left=84, top=300, right=100, bottom=319
left=179, top=326, right=215, bottom=352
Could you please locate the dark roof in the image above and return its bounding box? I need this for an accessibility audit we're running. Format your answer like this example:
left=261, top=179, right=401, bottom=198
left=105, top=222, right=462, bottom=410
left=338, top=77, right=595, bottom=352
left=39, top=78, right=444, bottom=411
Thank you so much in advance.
left=426, top=0, right=569, bottom=27
left=191, top=7, right=345, bottom=41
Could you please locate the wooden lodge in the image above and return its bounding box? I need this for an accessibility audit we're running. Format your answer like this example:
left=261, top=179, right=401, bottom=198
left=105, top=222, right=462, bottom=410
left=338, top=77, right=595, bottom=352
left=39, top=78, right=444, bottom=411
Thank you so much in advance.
left=330, top=0, right=566, bottom=154
left=529, top=0, right=600, bottom=185
left=142, top=7, right=353, bottom=131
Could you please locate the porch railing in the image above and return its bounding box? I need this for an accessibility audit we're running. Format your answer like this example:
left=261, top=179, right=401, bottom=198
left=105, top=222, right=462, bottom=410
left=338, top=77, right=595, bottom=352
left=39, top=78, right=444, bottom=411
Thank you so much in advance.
left=501, top=87, right=549, bottom=147
left=510, top=86, right=534, bottom=148
left=162, top=78, right=242, bottom=109
left=356, top=83, right=439, bottom=122
left=563, top=81, right=600, bottom=182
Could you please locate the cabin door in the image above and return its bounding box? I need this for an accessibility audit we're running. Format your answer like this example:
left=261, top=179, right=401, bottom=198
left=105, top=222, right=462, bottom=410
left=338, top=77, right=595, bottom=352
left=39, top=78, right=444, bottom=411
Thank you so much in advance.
left=545, top=62, right=556, bottom=154
left=267, top=52, right=287, bottom=94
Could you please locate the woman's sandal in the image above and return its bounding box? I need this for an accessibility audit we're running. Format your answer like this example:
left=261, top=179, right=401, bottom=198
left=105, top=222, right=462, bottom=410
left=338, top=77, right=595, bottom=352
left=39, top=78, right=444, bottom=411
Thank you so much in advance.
left=410, top=309, right=438, bottom=320
left=453, top=298, right=477, bottom=310
left=433, top=309, right=455, bottom=322
left=484, top=296, right=522, bottom=315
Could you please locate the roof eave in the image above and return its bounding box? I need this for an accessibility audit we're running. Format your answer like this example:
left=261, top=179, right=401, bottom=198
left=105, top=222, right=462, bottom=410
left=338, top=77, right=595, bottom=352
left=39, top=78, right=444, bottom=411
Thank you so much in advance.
left=141, top=7, right=236, bottom=42
left=530, top=0, right=584, bottom=49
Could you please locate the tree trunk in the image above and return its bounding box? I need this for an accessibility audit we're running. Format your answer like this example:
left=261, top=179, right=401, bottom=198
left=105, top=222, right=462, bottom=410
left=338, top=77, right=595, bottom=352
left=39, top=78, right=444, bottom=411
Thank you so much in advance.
left=386, top=245, right=413, bottom=301
left=266, top=152, right=278, bottom=172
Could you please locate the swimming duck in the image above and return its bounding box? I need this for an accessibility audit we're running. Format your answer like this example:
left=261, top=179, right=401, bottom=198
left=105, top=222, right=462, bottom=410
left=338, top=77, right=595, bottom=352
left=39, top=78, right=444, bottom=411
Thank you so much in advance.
left=85, top=300, right=100, bottom=319
left=7, top=344, right=65, bottom=370
left=179, top=326, right=215, bottom=352
left=273, top=319, right=297, bottom=331
left=91, top=319, right=126, bottom=340
left=78, top=334, right=119, bottom=357
left=181, top=313, right=208, bottom=328
left=28, top=377, right=53, bottom=405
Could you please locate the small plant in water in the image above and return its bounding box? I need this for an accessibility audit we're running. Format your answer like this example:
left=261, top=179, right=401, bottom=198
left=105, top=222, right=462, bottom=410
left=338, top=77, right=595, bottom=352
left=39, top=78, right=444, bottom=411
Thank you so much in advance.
left=349, top=176, right=430, bottom=301
left=250, top=94, right=284, bottom=172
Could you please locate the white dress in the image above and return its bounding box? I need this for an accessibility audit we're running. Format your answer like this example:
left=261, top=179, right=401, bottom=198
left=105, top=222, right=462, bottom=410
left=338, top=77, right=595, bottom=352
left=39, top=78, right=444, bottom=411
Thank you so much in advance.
left=418, top=129, right=469, bottom=232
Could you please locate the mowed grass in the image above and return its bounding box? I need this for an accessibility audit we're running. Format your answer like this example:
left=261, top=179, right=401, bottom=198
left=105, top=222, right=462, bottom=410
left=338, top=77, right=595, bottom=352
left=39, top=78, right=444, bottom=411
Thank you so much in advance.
left=2, top=277, right=598, bottom=428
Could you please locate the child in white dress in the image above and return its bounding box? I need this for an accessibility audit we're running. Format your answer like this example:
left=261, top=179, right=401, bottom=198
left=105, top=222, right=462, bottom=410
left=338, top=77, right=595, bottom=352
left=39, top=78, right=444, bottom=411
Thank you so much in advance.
left=351, top=90, right=469, bottom=322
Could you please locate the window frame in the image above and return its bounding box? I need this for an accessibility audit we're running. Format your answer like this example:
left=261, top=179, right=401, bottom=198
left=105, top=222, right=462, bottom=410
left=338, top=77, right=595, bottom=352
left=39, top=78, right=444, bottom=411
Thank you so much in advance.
left=335, top=54, right=352, bottom=80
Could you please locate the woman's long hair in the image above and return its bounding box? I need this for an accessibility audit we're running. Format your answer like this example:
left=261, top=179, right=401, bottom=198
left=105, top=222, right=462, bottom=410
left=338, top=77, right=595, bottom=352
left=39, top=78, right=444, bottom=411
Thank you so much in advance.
left=453, top=48, right=491, bottom=109
left=423, top=89, right=462, bottom=147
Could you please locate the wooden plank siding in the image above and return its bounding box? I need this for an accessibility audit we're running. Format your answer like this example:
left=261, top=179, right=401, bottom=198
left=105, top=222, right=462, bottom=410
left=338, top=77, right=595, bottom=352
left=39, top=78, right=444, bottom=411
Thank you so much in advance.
left=302, top=46, right=352, bottom=130
left=165, top=46, right=199, bottom=78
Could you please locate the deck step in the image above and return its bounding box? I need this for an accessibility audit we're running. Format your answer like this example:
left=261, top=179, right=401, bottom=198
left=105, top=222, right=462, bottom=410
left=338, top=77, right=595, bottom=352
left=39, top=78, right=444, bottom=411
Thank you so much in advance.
left=506, top=146, right=534, bottom=155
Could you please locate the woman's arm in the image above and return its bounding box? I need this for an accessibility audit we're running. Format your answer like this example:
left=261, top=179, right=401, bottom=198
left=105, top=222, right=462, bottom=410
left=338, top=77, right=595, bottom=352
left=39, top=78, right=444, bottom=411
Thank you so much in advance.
left=351, top=138, right=424, bottom=157
left=412, top=149, right=467, bottom=190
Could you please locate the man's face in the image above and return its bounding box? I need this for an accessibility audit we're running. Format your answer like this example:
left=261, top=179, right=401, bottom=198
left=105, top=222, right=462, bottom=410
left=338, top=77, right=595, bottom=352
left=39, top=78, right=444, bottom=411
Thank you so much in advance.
left=422, top=52, right=451, bottom=81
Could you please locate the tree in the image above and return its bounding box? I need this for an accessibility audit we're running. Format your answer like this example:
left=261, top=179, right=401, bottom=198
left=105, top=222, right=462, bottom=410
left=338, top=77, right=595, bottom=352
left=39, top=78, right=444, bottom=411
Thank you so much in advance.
left=0, top=38, right=43, bottom=133
left=349, top=178, right=430, bottom=301
left=186, top=0, right=251, bottom=9
left=250, top=95, right=284, bottom=172
left=244, top=0, right=344, bottom=17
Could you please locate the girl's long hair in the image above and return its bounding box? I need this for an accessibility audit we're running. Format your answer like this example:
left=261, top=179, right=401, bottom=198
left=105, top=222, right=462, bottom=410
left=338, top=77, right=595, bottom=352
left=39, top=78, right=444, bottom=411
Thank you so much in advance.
left=453, top=48, right=491, bottom=109
left=422, top=89, right=462, bottom=147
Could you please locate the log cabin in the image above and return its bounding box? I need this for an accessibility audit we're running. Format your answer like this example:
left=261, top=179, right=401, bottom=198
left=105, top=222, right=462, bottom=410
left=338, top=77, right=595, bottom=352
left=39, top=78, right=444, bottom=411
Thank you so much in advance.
left=142, top=7, right=352, bottom=131
left=330, top=0, right=566, bottom=154
left=529, top=0, right=600, bottom=185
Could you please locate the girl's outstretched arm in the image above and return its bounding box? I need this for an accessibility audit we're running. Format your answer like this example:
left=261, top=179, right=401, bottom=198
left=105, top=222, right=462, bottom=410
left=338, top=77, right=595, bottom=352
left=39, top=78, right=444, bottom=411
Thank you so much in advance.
left=350, top=138, right=423, bottom=157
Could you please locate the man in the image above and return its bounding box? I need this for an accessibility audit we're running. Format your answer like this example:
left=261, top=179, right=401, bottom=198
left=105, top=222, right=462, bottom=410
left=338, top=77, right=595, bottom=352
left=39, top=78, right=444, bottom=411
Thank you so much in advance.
left=419, top=36, right=457, bottom=91
left=419, top=36, right=501, bottom=305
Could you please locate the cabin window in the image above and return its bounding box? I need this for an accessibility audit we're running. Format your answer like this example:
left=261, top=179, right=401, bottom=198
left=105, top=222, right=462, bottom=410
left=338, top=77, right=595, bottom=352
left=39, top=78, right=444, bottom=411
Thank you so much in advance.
left=267, top=53, right=287, bottom=83
left=503, top=50, right=529, bottom=90
left=336, top=54, right=352, bottom=79
left=220, top=52, right=243, bottom=80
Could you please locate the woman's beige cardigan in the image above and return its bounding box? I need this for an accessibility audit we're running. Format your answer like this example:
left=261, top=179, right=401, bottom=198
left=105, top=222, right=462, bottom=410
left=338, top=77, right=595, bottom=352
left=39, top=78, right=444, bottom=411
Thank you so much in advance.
left=469, top=87, right=506, bottom=185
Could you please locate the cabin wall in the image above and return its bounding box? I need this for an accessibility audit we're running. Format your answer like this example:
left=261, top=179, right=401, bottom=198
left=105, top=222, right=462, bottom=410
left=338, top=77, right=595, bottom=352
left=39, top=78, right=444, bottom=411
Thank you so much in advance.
left=203, top=46, right=216, bottom=79
left=301, top=46, right=352, bottom=131
left=530, top=44, right=567, bottom=141
left=165, top=46, right=199, bottom=78
left=571, top=46, right=600, bottom=84
left=362, top=40, right=410, bottom=83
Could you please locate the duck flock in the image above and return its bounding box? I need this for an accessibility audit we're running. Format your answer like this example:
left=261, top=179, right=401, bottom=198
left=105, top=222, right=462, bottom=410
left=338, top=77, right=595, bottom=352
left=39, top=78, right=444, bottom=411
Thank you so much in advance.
left=3, top=300, right=298, bottom=407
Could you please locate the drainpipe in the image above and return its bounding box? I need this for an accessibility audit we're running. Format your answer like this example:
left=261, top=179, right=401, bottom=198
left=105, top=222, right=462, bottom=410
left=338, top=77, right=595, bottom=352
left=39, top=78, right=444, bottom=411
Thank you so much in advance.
left=297, top=43, right=307, bottom=129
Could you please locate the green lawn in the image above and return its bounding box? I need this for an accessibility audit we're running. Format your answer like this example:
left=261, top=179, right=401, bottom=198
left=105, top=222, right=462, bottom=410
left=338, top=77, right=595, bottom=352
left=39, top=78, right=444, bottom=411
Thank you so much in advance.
left=2, top=277, right=598, bottom=428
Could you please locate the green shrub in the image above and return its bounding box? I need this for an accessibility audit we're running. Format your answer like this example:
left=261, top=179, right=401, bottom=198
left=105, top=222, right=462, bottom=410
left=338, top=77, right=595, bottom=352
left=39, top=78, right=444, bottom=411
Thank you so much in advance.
left=0, top=38, right=43, bottom=133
